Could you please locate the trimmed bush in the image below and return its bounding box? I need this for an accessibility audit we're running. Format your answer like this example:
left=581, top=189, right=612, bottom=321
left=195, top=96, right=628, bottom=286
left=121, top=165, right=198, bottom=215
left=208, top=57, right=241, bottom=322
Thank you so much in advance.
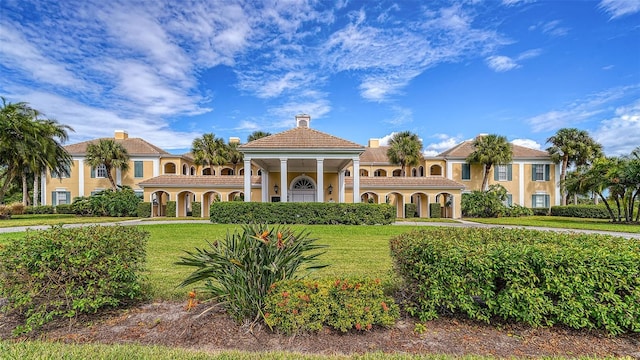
left=209, top=202, right=396, bottom=225
left=176, top=224, right=327, bottom=322
left=502, top=204, right=533, bottom=217
left=0, top=225, right=148, bottom=334
left=429, top=203, right=441, bottom=218
left=191, top=201, right=201, bottom=218
left=551, top=204, right=620, bottom=219
left=264, top=277, right=400, bottom=334
left=166, top=201, right=176, bottom=217
left=54, top=203, right=74, bottom=214
left=71, top=188, right=140, bottom=217
left=23, top=205, right=54, bottom=214
left=390, top=227, right=640, bottom=334
left=404, top=203, right=417, bottom=218
left=8, top=202, right=25, bottom=215
left=137, top=202, right=151, bottom=218
left=0, top=204, right=11, bottom=219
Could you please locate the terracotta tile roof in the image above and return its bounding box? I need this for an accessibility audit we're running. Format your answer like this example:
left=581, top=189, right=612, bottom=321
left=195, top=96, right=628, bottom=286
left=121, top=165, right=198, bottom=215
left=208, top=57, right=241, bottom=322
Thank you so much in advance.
left=240, top=127, right=364, bottom=150
left=345, top=176, right=464, bottom=189
left=65, top=138, right=170, bottom=156
left=138, top=175, right=261, bottom=188
left=437, top=140, right=550, bottom=159
left=360, top=146, right=390, bottom=163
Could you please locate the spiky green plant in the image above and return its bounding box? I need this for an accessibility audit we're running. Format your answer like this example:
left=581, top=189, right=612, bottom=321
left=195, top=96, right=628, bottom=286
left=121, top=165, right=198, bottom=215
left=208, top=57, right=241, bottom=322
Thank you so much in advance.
left=175, top=224, right=328, bottom=322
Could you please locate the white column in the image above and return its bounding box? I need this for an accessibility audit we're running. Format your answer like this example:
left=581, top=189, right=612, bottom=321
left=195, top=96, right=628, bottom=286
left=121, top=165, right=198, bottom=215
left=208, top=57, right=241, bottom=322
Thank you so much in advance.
left=518, top=162, right=525, bottom=206
left=153, top=159, right=160, bottom=176
left=446, top=161, right=453, bottom=180
left=78, top=159, right=85, bottom=197
left=40, top=173, right=47, bottom=205
left=280, top=158, right=288, bottom=202
left=353, top=158, right=360, bottom=203
left=554, top=163, right=561, bottom=205
left=338, top=170, right=345, bottom=203
left=116, top=168, right=122, bottom=186
left=243, top=158, right=251, bottom=202
left=261, top=170, right=268, bottom=202
left=316, top=158, right=324, bottom=202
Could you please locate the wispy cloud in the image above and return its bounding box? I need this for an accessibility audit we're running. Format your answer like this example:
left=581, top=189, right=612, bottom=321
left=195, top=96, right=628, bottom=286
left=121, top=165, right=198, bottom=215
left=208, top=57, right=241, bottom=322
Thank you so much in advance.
left=594, top=99, right=640, bottom=155
left=384, top=106, right=414, bottom=125
left=486, top=48, right=542, bottom=72
left=599, top=0, right=640, bottom=19
left=511, top=138, right=542, bottom=150
left=422, top=134, right=464, bottom=157
left=528, top=20, right=570, bottom=37
left=525, top=84, right=640, bottom=132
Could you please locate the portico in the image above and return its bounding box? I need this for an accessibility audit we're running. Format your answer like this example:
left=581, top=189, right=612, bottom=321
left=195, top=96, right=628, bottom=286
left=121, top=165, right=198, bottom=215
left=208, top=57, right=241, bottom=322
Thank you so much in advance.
left=239, top=115, right=365, bottom=203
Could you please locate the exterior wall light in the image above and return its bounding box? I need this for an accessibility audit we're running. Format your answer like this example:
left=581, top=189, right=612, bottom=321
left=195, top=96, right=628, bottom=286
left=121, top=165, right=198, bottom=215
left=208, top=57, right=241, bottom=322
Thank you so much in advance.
left=327, top=184, right=333, bottom=194
left=274, top=184, right=279, bottom=194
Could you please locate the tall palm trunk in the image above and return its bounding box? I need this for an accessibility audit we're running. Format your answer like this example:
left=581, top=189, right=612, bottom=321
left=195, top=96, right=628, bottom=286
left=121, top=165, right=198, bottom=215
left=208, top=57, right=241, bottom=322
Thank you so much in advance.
left=560, top=156, right=569, bottom=206
left=21, top=169, right=29, bottom=205
left=33, top=172, right=39, bottom=206
left=482, top=165, right=491, bottom=192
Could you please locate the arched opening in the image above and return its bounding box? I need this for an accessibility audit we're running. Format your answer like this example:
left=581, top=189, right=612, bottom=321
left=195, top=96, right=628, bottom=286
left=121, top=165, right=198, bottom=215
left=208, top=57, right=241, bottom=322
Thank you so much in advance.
left=239, top=168, right=252, bottom=176
left=360, top=169, right=369, bottom=177
left=221, top=167, right=234, bottom=176
left=373, top=169, right=387, bottom=177
left=190, top=166, right=196, bottom=176
left=163, top=163, right=176, bottom=174
left=182, top=164, right=188, bottom=175
left=202, top=167, right=215, bottom=175
left=410, top=192, right=429, bottom=218
left=228, top=191, right=244, bottom=202
left=430, top=165, right=443, bottom=176
left=411, top=168, right=417, bottom=177
left=344, top=170, right=351, bottom=176
left=435, top=192, right=454, bottom=218
left=385, top=192, right=405, bottom=218
left=419, top=166, right=425, bottom=177
left=202, top=191, right=222, bottom=218
left=151, top=191, right=170, bottom=217
left=392, top=169, right=402, bottom=177
left=289, top=175, right=316, bottom=202
left=176, top=190, right=196, bottom=217
left=361, top=192, right=379, bottom=204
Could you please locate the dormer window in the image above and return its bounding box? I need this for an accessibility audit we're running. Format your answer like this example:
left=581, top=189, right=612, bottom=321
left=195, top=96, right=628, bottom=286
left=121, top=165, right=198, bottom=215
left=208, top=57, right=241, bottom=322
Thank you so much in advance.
left=295, top=114, right=311, bottom=128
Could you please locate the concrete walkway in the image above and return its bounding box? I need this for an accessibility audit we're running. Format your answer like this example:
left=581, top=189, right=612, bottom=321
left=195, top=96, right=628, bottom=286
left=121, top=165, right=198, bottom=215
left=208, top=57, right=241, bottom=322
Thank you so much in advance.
left=0, top=218, right=638, bottom=239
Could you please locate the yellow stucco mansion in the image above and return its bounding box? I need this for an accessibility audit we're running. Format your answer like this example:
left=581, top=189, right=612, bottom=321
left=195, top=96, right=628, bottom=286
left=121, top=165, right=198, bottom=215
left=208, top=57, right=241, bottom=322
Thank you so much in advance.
left=43, top=115, right=559, bottom=219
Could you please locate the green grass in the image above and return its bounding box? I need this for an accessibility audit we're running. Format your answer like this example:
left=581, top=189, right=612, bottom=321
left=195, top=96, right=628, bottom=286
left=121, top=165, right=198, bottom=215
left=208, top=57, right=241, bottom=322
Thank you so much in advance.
left=465, top=216, right=640, bottom=233
left=0, top=214, right=137, bottom=228
left=396, top=218, right=460, bottom=223
left=0, top=341, right=623, bottom=359
left=136, top=224, right=414, bottom=300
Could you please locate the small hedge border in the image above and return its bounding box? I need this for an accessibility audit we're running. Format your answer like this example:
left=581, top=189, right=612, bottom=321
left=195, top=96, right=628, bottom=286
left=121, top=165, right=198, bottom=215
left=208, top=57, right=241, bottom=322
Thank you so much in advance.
left=390, top=227, right=640, bottom=334
left=166, top=201, right=176, bottom=217
left=264, top=277, right=399, bottom=334
left=0, top=225, right=148, bottom=334
left=551, top=204, right=620, bottom=219
left=191, top=201, right=201, bottom=218
left=210, top=202, right=396, bottom=225
left=137, top=202, right=151, bottom=218
left=429, top=203, right=441, bottom=218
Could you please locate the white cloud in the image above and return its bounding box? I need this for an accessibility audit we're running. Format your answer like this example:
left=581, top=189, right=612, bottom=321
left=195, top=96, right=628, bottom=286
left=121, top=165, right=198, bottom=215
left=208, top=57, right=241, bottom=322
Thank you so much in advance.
left=384, top=106, right=414, bottom=125
left=486, top=55, right=519, bottom=72
left=599, top=0, right=640, bottom=19
left=528, top=20, right=569, bottom=37
left=595, top=99, right=640, bottom=155
left=525, top=85, right=639, bottom=132
left=423, top=134, right=464, bottom=156
left=511, top=139, right=542, bottom=150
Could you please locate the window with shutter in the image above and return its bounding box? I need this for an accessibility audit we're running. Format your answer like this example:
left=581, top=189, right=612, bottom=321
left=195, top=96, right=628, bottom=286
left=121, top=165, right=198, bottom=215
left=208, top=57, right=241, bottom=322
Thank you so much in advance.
left=134, top=161, right=144, bottom=178
left=461, top=164, right=471, bottom=180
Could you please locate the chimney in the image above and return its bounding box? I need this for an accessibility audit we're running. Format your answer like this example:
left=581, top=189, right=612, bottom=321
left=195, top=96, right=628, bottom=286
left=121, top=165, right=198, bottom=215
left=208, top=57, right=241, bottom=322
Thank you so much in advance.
left=229, top=137, right=240, bottom=145
left=295, top=114, right=311, bottom=128
left=368, top=139, right=380, bottom=148
left=115, top=130, right=128, bottom=140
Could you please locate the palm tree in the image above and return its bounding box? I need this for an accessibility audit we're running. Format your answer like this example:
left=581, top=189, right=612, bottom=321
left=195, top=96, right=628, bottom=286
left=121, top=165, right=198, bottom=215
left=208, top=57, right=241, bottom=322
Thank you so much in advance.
left=386, top=131, right=423, bottom=177
left=466, top=134, right=512, bottom=192
left=85, top=139, right=130, bottom=190
left=192, top=133, right=227, bottom=174
left=546, top=128, right=603, bottom=205
left=31, top=119, right=73, bottom=205
left=247, top=131, right=271, bottom=142
left=226, top=141, right=243, bottom=175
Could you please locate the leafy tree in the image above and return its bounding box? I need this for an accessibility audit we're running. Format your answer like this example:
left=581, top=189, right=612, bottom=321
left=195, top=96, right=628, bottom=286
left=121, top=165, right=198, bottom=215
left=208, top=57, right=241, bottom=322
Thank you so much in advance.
left=466, top=134, right=512, bottom=191
left=226, top=141, right=243, bottom=175
left=546, top=128, right=603, bottom=205
left=192, top=133, right=227, bottom=174
left=247, top=131, right=271, bottom=142
left=85, top=139, right=130, bottom=190
left=386, top=131, right=423, bottom=177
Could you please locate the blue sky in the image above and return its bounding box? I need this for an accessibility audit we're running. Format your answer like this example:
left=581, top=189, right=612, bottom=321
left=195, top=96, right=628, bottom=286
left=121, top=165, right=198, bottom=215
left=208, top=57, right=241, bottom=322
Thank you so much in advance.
left=1, top=0, right=639, bottom=156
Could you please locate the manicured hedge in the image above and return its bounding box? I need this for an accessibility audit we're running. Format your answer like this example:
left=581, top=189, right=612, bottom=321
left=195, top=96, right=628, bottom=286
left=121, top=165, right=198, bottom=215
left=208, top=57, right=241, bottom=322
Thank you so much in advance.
left=210, top=202, right=396, bottom=225
left=404, top=203, right=417, bottom=218
left=0, top=225, right=148, bottom=334
left=166, top=201, right=176, bottom=217
left=23, top=205, right=54, bottom=214
left=429, top=203, right=441, bottom=218
left=137, top=202, right=151, bottom=218
left=390, top=227, right=640, bottom=334
left=551, top=204, right=620, bottom=219
left=54, top=204, right=74, bottom=214
left=191, top=201, right=201, bottom=218
left=264, top=277, right=399, bottom=334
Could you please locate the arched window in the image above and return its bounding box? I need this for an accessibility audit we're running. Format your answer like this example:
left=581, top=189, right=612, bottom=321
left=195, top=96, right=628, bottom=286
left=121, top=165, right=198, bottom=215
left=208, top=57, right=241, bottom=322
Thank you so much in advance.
left=344, top=170, right=351, bottom=176
left=411, top=168, right=417, bottom=177
left=292, top=177, right=315, bottom=190
left=182, top=164, right=188, bottom=175
left=202, top=168, right=214, bottom=175
left=164, top=163, right=176, bottom=174
left=190, top=166, right=195, bottom=176
left=373, top=169, right=387, bottom=177
left=392, top=169, right=402, bottom=177
left=430, top=165, right=443, bottom=176
left=360, top=169, right=369, bottom=177
left=419, top=166, right=424, bottom=177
